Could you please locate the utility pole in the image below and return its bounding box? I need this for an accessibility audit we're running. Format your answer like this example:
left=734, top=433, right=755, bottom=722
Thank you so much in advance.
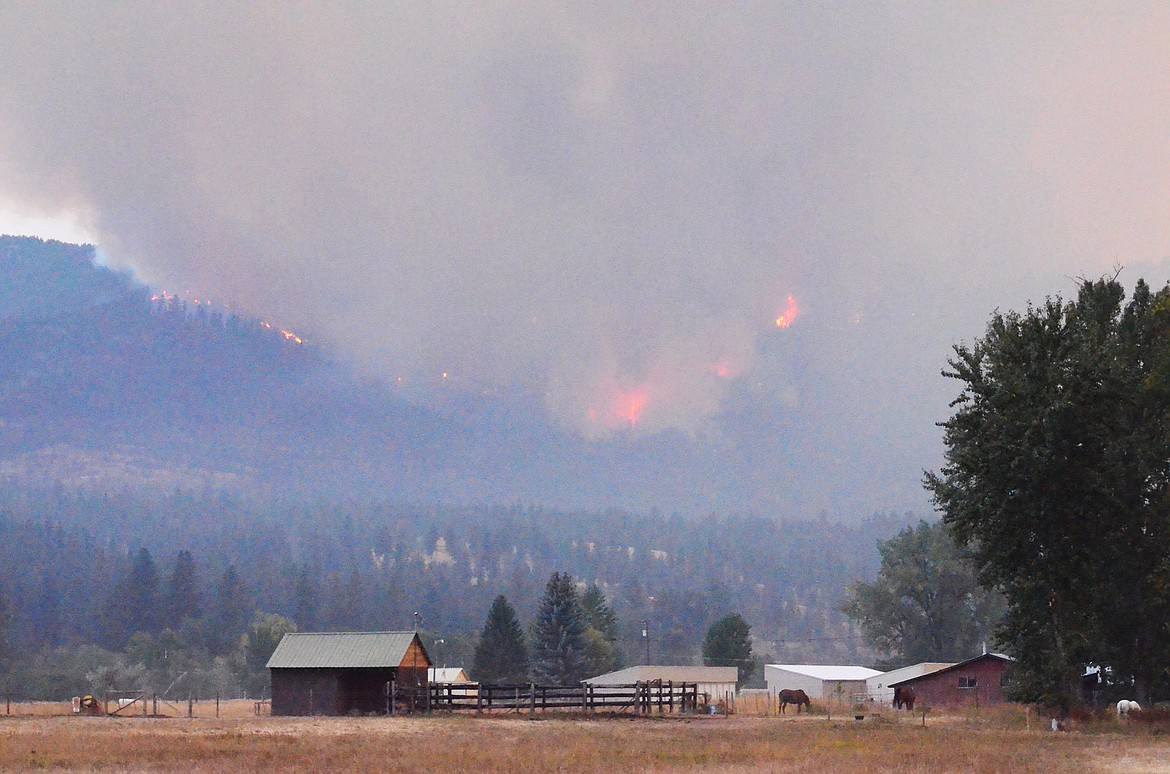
left=642, top=620, right=650, bottom=664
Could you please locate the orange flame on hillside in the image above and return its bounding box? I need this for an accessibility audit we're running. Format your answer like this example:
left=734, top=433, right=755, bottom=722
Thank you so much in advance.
left=624, top=390, right=647, bottom=427
left=775, top=295, right=800, bottom=329
left=588, top=386, right=649, bottom=430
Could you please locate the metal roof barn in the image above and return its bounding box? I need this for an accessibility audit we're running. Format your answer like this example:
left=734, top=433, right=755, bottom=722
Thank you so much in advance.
left=764, top=664, right=883, bottom=703
left=584, top=665, right=738, bottom=706
left=267, top=631, right=432, bottom=716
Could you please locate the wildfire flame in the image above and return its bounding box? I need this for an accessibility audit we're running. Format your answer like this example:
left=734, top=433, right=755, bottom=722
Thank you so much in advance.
left=588, top=386, right=649, bottom=430
left=775, top=295, right=800, bottom=329
left=150, top=290, right=304, bottom=344
left=625, top=391, right=647, bottom=427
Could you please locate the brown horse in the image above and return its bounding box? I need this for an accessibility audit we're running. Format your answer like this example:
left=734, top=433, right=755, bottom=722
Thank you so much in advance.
left=893, top=686, right=916, bottom=711
left=779, top=688, right=811, bottom=714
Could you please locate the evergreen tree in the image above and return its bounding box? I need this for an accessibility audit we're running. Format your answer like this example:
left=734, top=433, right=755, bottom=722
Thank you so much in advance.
left=292, top=566, right=320, bottom=632
left=702, top=612, right=753, bottom=689
left=472, top=595, right=529, bottom=683
left=163, top=550, right=202, bottom=629
left=581, top=584, right=621, bottom=675
left=531, top=572, right=588, bottom=684
left=207, top=565, right=253, bottom=655
left=0, top=581, right=10, bottom=672
left=102, top=547, right=161, bottom=646
left=32, top=570, right=63, bottom=649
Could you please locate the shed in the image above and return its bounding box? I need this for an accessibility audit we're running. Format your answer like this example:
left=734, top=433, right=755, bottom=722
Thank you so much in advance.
left=866, top=662, right=954, bottom=705
left=430, top=667, right=471, bottom=683
left=764, top=664, right=882, bottom=703
left=887, top=653, right=1014, bottom=708
left=267, top=631, right=432, bottom=716
left=584, top=665, right=738, bottom=706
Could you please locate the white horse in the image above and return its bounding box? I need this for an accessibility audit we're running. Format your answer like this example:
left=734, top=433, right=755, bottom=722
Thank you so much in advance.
left=1117, top=699, right=1142, bottom=719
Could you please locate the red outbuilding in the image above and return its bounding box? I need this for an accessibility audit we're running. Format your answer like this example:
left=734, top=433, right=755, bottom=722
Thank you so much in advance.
left=887, top=653, right=1013, bottom=708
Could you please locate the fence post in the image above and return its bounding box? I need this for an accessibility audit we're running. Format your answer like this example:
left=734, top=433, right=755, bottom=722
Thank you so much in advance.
left=188, top=694, right=193, bottom=719
left=476, top=686, right=483, bottom=715
left=390, top=681, right=396, bottom=716
left=529, top=683, right=536, bottom=718
left=216, top=691, right=220, bottom=718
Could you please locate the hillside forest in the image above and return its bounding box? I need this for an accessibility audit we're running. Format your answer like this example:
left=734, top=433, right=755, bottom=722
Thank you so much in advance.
left=0, top=490, right=910, bottom=699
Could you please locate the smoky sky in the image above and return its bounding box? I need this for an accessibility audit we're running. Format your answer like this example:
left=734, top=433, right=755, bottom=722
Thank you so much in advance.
left=3, top=4, right=1170, bottom=516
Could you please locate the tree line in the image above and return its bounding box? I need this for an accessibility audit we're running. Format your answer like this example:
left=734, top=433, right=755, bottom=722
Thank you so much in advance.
left=0, top=493, right=899, bottom=699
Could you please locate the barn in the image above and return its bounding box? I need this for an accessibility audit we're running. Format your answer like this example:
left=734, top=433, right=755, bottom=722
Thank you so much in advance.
left=866, top=662, right=954, bottom=705
left=584, top=666, right=738, bottom=706
left=267, top=631, right=432, bottom=716
left=764, top=664, right=882, bottom=703
left=886, top=653, right=1013, bottom=708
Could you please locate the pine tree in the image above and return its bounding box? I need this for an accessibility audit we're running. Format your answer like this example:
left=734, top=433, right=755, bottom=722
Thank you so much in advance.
left=531, top=572, right=588, bottom=684
left=0, top=581, right=11, bottom=671
left=102, top=547, right=161, bottom=646
left=292, top=566, right=320, bottom=632
left=163, top=550, right=202, bottom=629
left=702, top=612, right=753, bottom=689
left=207, top=565, right=253, bottom=655
left=581, top=584, right=621, bottom=675
left=472, top=595, right=529, bottom=683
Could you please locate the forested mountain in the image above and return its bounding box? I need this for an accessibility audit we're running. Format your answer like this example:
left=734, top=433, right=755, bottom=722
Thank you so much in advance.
left=0, top=235, right=917, bottom=698
left=0, top=235, right=911, bottom=516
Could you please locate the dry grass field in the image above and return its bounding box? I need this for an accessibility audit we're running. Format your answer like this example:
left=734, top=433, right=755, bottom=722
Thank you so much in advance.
left=2, top=701, right=1169, bottom=772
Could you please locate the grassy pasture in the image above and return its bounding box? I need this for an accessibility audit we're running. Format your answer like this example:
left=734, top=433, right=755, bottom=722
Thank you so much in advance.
left=1, top=701, right=1167, bottom=772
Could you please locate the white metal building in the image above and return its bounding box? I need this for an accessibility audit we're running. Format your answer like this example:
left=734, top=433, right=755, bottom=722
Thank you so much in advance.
left=584, top=665, right=738, bottom=706
left=865, top=662, right=954, bottom=705
left=764, top=664, right=882, bottom=702
left=429, top=667, right=471, bottom=683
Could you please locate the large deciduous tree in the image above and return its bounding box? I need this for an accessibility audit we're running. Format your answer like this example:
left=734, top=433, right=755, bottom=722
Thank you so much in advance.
left=926, top=277, right=1170, bottom=707
left=702, top=612, right=753, bottom=688
left=472, top=595, right=529, bottom=683
left=841, top=520, right=1003, bottom=667
left=531, top=572, right=588, bottom=684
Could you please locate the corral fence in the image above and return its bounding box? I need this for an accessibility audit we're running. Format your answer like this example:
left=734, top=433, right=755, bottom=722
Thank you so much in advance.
left=426, top=681, right=703, bottom=716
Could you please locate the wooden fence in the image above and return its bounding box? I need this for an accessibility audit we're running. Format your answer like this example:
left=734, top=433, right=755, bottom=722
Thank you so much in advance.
left=428, top=681, right=703, bottom=715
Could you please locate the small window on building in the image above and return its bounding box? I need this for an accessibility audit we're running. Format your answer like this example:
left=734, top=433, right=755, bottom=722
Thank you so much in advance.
left=958, top=676, right=977, bottom=690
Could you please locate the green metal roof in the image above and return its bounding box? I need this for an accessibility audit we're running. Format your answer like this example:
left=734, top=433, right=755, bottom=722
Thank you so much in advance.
left=266, top=631, right=425, bottom=669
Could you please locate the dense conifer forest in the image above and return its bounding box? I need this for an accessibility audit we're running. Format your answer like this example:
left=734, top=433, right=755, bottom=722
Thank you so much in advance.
left=0, top=487, right=910, bottom=698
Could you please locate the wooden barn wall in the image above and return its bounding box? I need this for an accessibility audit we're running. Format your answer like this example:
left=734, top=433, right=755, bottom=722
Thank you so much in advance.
left=271, top=669, right=341, bottom=716
left=396, top=639, right=432, bottom=689
left=908, top=660, right=1009, bottom=708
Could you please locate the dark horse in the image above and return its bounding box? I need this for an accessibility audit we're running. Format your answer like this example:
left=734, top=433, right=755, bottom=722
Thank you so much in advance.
left=893, top=686, right=916, bottom=711
left=779, top=689, right=811, bottom=714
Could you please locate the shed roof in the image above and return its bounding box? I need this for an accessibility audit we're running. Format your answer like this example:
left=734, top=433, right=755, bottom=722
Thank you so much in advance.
left=267, top=631, right=424, bottom=669
left=867, top=662, right=955, bottom=687
left=584, top=665, right=738, bottom=685
left=767, top=664, right=883, bottom=681
left=886, top=653, right=1013, bottom=687
left=430, top=667, right=471, bottom=683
